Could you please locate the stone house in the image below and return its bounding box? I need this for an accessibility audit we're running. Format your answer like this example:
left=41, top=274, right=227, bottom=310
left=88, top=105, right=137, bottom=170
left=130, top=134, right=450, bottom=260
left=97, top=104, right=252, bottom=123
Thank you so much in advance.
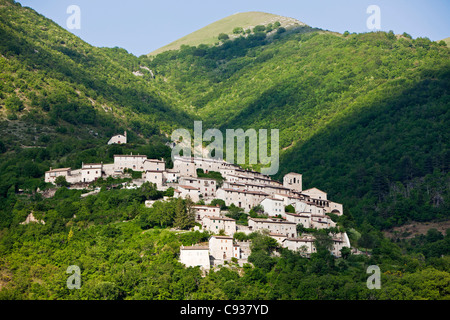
left=248, top=218, right=297, bottom=238
left=282, top=237, right=316, bottom=255
left=179, top=176, right=217, bottom=199
left=192, top=205, right=221, bottom=222
left=143, top=158, right=165, bottom=172
left=260, top=197, right=285, bottom=216
left=284, top=212, right=312, bottom=228
left=173, top=156, right=196, bottom=177
left=216, top=188, right=268, bottom=212
left=174, top=185, right=201, bottom=202
left=310, top=214, right=336, bottom=229
left=107, top=131, right=127, bottom=145
left=81, top=163, right=103, bottom=183
left=201, top=216, right=236, bottom=236
left=209, top=235, right=240, bottom=260
left=269, top=233, right=287, bottom=245
left=144, top=170, right=164, bottom=189
left=44, top=167, right=72, bottom=184
left=302, top=187, right=328, bottom=200
left=179, top=245, right=210, bottom=270
left=113, top=154, right=147, bottom=172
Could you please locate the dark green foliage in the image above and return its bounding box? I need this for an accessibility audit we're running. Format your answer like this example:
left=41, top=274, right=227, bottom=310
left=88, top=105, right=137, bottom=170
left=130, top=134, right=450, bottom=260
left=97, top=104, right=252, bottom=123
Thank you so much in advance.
left=225, top=203, right=247, bottom=224
left=210, top=198, right=226, bottom=209
left=196, top=169, right=224, bottom=187
left=0, top=0, right=449, bottom=300
left=54, top=175, right=69, bottom=187
left=285, top=204, right=295, bottom=213
left=218, top=33, right=229, bottom=41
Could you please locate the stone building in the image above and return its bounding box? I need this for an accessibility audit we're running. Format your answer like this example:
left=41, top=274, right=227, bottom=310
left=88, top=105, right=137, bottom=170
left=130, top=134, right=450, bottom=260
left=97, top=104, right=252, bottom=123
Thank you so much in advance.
left=283, top=172, right=303, bottom=192
left=192, top=205, right=221, bottom=222
left=81, top=163, right=103, bottom=183
left=44, top=167, right=72, bottom=184
left=216, top=188, right=268, bottom=212
left=113, top=154, right=147, bottom=172
left=209, top=235, right=240, bottom=260
left=260, top=197, right=285, bottom=216
left=107, top=131, right=127, bottom=145
left=248, top=218, right=297, bottom=238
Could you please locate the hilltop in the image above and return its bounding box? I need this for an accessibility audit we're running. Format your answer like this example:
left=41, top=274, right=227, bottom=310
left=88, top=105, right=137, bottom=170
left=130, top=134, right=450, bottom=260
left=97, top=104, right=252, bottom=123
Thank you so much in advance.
left=0, top=0, right=449, bottom=301
left=148, top=11, right=306, bottom=56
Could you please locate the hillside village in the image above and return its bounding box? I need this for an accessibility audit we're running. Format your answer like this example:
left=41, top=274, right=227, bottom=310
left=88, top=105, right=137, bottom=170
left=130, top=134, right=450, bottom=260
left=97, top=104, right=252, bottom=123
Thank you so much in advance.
left=44, top=147, right=352, bottom=271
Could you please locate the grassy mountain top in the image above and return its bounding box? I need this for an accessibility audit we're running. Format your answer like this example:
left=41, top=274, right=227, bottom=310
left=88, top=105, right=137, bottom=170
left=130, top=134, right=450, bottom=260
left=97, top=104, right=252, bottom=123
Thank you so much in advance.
left=148, top=11, right=306, bottom=56
left=441, top=37, right=450, bottom=47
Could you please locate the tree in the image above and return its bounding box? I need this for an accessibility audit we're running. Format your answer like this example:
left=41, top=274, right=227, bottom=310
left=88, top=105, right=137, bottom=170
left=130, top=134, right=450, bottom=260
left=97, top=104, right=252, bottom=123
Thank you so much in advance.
left=425, top=228, right=444, bottom=243
left=340, top=246, right=351, bottom=259
left=226, top=204, right=245, bottom=221
left=285, top=204, right=295, bottom=213
left=233, top=27, right=244, bottom=34
left=253, top=25, right=265, bottom=33
left=5, top=96, right=23, bottom=112
left=387, top=30, right=396, bottom=40
left=173, top=197, right=195, bottom=230
left=54, top=175, right=69, bottom=187
left=309, top=232, right=335, bottom=274
left=210, top=198, right=226, bottom=210
left=358, top=232, right=377, bottom=251
left=140, top=182, right=162, bottom=200
left=218, top=33, right=229, bottom=41
left=402, top=32, right=412, bottom=39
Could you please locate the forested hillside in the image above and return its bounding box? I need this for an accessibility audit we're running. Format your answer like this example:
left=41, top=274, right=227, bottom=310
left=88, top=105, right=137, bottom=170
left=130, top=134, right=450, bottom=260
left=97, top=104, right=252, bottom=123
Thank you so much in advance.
left=143, top=22, right=450, bottom=231
left=0, top=0, right=449, bottom=300
left=0, top=0, right=191, bottom=203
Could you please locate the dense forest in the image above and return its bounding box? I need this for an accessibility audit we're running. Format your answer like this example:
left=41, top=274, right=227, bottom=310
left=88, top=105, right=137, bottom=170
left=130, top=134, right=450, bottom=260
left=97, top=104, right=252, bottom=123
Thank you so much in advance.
left=0, top=0, right=449, bottom=300
left=1, top=181, right=449, bottom=299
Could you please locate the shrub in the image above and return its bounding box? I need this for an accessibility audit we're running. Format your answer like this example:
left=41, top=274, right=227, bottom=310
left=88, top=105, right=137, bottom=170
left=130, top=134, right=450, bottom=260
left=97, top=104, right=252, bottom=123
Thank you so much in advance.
left=218, top=33, right=229, bottom=41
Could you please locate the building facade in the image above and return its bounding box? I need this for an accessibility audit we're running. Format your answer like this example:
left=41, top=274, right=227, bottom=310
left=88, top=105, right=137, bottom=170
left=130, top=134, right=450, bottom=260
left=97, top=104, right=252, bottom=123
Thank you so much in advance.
left=179, top=246, right=210, bottom=270
left=248, top=218, right=297, bottom=238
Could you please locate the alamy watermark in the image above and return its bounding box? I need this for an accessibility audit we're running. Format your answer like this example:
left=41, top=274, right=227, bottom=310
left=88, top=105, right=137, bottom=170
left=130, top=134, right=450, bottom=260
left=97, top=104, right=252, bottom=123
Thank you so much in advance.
left=171, top=121, right=279, bottom=175
left=66, top=5, right=81, bottom=30
left=66, top=265, right=81, bottom=289
left=366, top=5, right=381, bottom=30
left=366, top=265, right=381, bottom=289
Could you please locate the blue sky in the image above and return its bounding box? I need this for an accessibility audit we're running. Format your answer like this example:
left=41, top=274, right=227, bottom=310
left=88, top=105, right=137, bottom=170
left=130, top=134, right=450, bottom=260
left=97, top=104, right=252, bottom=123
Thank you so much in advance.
left=18, top=0, right=450, bottom=56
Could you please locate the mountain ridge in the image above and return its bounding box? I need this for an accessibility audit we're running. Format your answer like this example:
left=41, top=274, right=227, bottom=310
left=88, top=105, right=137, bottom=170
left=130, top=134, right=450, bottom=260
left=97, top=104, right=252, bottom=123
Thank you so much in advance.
left=148, top=11, right=306, bottom=56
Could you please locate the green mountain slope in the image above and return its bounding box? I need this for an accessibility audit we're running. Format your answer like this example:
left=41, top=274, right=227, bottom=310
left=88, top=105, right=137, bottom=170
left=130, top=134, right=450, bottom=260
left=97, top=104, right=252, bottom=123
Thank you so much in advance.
left=0, top=0, right=190, bottom=133
left=144, top=25, right=450, bottom=230
left=0, top=1, right=449, bottom=301
left=148, top=11, right=305, bottom=56
left=0, top=0, right=191, bottom=198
